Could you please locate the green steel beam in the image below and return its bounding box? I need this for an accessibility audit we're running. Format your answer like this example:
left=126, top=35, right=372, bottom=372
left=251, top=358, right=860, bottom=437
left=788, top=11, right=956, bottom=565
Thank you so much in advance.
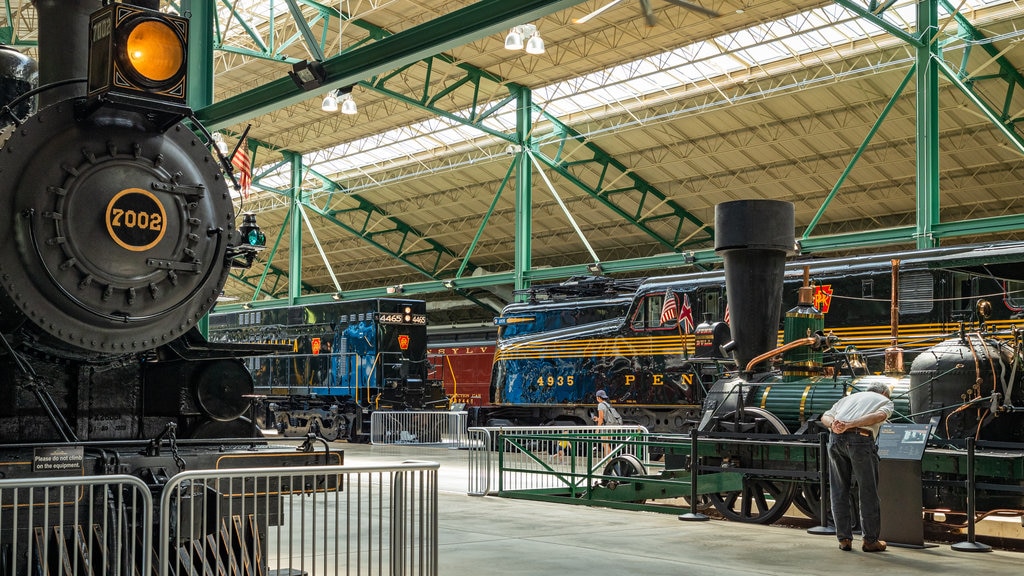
left=227, top=137, right=484, bottom=291
left=915, top=0, right=940, bottom=249
left=831, top=0, right=924, bottom=48
left=196, top=0, right=589, bottom=131
left=941, top=0, right=1024, bottom=135
left=184, top=0, right=215, bottom=109
left=532, top=109, right=713, bottom=251
left=515, top=86, right=533, bottom=295
left=305, top=168, right=480, bottom=279
left=362, top=65, right=516, bottom=142
left=457, top=156, right=518, bottom=279
left=937, top=60, right=1024, bottom=155
left=800, top=211, right=1024, bottom=252
left=211, top=0, right=341, bottom=61
left=283, top=0, right=325, bottom=61
left=803, top=65, right=917, bottom=239
left=287, top=151, right=304, bottom=302
left=220, top=206, right=1024, bottom=310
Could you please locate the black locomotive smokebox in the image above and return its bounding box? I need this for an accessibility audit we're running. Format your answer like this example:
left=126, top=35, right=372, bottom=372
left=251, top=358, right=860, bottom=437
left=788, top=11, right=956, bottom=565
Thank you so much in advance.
left=714, top=200, right=795, bottom=372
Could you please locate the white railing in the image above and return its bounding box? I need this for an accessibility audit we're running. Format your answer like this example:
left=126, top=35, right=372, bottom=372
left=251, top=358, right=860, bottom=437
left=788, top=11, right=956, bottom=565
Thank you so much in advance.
left=0, top=474, right=153, bottom=576
left=371, top=410, right=469, bottom=447
left=0, top=461, right=439, bottom=576
left=466, top=425, right=649, bottom=496
left=158, top=463, right=439, bottom=576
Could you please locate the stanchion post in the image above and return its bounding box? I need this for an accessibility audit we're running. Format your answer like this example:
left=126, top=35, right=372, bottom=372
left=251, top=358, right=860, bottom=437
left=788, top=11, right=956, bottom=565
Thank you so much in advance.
left=808, top=430, right=835, bottom=534
left=679, top=427, right=709, bottom=521
left=952, top=437, right=992, bottom=552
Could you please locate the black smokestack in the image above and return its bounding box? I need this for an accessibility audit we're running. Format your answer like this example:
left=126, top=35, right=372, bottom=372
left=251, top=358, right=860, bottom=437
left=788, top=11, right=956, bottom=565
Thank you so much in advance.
left=714, top=200, right=795, bottom=373
left=33, top=0, right=101, bottom=108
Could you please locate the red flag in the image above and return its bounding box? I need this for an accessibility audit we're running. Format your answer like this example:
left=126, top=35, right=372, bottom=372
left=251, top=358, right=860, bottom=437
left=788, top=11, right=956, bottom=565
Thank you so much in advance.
left=231, top=140, right=252, bottom=199
left=724, top=303, right=730, bottom=325
left=659, top=289, right=678, bottom=325
left=680, top=293, right=695, bottom=333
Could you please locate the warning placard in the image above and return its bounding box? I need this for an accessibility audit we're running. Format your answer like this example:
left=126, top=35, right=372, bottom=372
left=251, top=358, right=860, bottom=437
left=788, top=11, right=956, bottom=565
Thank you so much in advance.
left=33, top=446, right=84, bottom=473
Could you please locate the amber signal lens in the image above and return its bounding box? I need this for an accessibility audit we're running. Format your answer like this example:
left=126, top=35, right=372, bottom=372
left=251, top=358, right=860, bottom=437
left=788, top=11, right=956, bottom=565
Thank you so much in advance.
left=124, top=20, right=184, bottom=82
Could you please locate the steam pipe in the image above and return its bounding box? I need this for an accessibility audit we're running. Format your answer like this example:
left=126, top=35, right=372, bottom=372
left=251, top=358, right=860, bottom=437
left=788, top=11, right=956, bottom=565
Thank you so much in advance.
left=745, top=335, right=824, bottom=373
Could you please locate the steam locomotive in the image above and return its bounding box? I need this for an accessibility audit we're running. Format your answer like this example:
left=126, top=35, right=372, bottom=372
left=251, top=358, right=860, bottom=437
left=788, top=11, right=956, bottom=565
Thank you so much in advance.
left=0, top=2, right=336, bottom=572
left=0, top=2, right=286, bottom=451
left=484, top=199, right=1024, bottom=528
left=208, top=298, right=449, bottom=441
left=482, top=231, right=1024, bottom=435
left=690, top=200, right=1024, bottom=525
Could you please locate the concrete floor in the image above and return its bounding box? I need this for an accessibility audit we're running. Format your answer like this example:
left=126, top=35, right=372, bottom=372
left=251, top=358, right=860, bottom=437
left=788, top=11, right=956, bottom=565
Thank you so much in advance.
left=338, top=443, right=1023, bottom=576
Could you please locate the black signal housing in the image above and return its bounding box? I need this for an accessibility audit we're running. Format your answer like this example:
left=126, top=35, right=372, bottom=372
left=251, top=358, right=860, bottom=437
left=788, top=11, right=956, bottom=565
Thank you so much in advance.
left=86, top=3, right=190, bottom=126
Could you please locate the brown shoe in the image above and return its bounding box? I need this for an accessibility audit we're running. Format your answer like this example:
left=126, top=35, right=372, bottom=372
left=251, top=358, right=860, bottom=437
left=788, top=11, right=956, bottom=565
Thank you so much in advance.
left=838, top=539, right=852, bottom=551
left=862, top=540, right=887, bottom=552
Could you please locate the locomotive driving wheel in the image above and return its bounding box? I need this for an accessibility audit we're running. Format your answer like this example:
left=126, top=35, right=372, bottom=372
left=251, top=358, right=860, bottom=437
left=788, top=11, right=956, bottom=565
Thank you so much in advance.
left=597, top=454, right=648, bottom=503
left=601, top=454, right=647, bottom=486
left=704, top=407, right=797, bottom=525
left=793, top=483, right=823, bottom=523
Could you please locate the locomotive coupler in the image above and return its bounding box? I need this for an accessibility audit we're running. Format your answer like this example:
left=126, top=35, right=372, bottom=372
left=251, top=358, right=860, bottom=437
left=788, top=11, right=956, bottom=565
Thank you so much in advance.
left=143, top=422, right=186, bottom=470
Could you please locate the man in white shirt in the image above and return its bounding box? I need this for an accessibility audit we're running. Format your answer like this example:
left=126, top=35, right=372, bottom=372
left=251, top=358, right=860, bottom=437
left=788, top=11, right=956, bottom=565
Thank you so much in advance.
left=820, top=382, right=894, bottom=552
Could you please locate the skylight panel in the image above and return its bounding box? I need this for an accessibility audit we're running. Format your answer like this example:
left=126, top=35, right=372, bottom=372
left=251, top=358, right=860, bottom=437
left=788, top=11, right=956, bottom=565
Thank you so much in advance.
left=289, top=0, right=1019, bottom=183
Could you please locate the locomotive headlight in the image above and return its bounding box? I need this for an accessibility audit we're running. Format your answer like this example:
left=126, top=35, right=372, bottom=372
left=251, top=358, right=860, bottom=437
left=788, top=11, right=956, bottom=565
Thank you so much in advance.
left=88, top=3, right=188, bottom=108
left=123, top=19, right=185, bottom=85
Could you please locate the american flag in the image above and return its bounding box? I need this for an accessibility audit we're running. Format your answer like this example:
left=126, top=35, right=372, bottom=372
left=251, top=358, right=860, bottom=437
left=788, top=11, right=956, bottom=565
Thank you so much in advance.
left=680, top=293, right=695, bottom=333
left=724, top=303, right=730, bottom=324
left=659, top=288, right=677, bottom=325
left=231, top=140, right=252, bottom=199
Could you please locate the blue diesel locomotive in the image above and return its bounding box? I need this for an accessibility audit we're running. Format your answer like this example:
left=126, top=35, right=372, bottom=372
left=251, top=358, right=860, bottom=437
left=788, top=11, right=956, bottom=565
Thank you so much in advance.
left=209, top=298, right=449, bottom=441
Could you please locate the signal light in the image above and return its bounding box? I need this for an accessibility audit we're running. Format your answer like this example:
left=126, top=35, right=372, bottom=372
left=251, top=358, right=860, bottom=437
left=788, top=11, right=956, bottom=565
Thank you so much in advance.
left=88, top=3, right=188, bottom=108
left=238, top=213, right=267, bottom=248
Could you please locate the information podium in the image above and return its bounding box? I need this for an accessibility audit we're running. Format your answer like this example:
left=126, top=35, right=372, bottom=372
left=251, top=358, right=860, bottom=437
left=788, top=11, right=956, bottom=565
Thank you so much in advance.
left=877, top=422, right=933, bottom=548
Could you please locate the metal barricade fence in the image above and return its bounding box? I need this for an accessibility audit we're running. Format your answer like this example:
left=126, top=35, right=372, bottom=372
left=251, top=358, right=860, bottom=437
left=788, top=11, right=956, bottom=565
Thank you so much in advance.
left=371, top=411, right=468, bottom=447
left=158, top=462, right=439, bottom=576
left=0, top=474, right=153, bottom=576
left=466, top=426, right=649, bottom=496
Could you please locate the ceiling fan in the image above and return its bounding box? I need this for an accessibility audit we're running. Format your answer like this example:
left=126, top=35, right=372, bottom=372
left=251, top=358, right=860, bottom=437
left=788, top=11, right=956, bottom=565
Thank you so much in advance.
left=573, top=0, right=720, bottom=27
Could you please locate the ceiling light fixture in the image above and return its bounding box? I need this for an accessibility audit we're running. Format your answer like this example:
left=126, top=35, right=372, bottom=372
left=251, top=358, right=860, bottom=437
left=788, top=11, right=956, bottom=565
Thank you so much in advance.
left=526, top=33, right=545, bottom=55
left=504, top=27, right=524, bottom=50
left=505, top=24, right=544, bottom=55
left=321, top=89, right=339, bottom=112
left=321, top=86, right=356, bottom=115
left=338, top=86, right=357, bottom=115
